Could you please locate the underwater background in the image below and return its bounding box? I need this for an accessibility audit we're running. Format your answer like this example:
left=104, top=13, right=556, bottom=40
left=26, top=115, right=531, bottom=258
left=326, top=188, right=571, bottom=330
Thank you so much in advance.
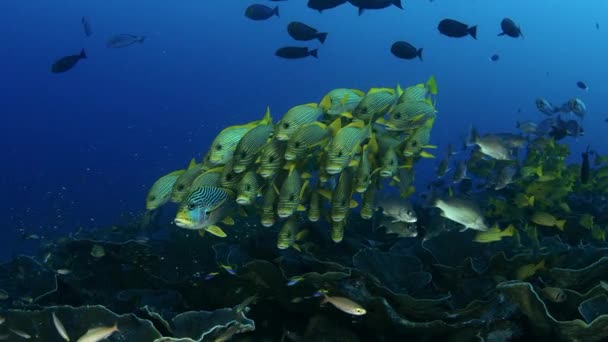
left=2, top=0, right=608, bottom=341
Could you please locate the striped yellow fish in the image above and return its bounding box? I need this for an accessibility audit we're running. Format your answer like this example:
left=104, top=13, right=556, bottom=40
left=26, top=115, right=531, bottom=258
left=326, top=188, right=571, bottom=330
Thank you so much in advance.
left=319, top=88, right=365, bottom=116
left=146, top=169, right=185, bottom=210
left=277, top=217, right=307, bottom=251
left=232, top=107, right=273, bottom=173
left=208, top=110, right=270, bottom=165
left=174, top=186, right=236, bottom=237
left=261, top=182, right=278, bottom=227
left=236, top=171, right=261, bottom=205
left=257, top=138, right=287, bottom=179
left=285, top=119, right=339, bottom=160
left=275, top=103, right=323, bottom=141
left=277, top=165, right=308, bottom=218
left=349, top=87, right=397, bottom=121
left=170, top=159, right=204, bottom=203
left=325, top=121, right=371, bottom=174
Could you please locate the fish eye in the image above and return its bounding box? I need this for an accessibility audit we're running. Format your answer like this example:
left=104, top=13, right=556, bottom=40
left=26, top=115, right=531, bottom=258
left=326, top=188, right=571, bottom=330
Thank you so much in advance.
left=177, top=185, right=184, bottom=191
left=289, top=194, right=295, bottom=201
left=204, top=210, right=211, bottom=216
left=412, top=141, right=418, bottom=147
left=407, top=210, right=413, bottom=216
left=226, top=174, right=233, bottom=181
left=361, top=106, right=368, bottom=113
left=337, top=150, right=343, bottom=157
left=149, top=195, right=156, bottom=201
left=283, top=122, right=290, bottom=129
left=246, top=184, right=251, bottom=191
left=355, top=308, right=364, bottom=314
left=240, top=151, right=247, bottom=158
left=216, top=144, right=222, bottom=150
left=394, top=113, right=401, bottom=119
left=188, top=203, right=196, bottom=210
left=294, top=141, right=301, bottom=148
left=268, top=156, right=275, bottom=163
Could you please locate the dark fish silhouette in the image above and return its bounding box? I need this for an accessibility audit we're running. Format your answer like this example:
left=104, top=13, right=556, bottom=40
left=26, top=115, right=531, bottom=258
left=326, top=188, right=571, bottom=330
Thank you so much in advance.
left=51, top=49, right=86, bottom=73
left=490, top=54, right=499, bottom=62
left=438, top=19, right=477, bottom=39
left=577, top=81, right=588, bottom=91
left=276, top=47, right=318, bottom=59
left=498, top=18, right=523, bottom=38
left=596, top=22, right=600, bottom=30
left=581, top=146, right=590, bottom=184
left=307, top=0, right=346, bottom=12
left=288, top=22, right=328, bottom=43
left=106, top=34, right=146, bottom=48
left=245, top=4, right=279, bottom=20
left=348, top=0, right=402, bottom=16
left=81, top=17, right=93, bottom=37
left=390, top=41, right=423, bottom=61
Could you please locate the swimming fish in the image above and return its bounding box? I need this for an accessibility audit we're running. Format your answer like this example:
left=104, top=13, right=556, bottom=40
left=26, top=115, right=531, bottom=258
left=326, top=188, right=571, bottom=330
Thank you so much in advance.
left=232, top=108, right=273, bottom=173
left=146, top=169, right=185, bottom=210
left=319, top=88, right=365, bottom=116
left=325, top=121, right=371, bottom=174
left=434, top=197, right=488, bottom=231
left=287, top=21, right=328, bottom=43
left=51, top=49, right=87, bottom=73
left=275, top=103, right=324, bottom=141
left=276, top=47, right=318, bottom=59
left=52, top=312, right=70, bottom=341
left=318, top=292, right=366, bottom=315
left=174, top=186, right=236, bottom=237
left=81, top=17, right=93, bottom=37
left=170, top=159, right=204, bottom=203
left=106, top=34, right=146, bottom=48
left=531, top=211, right=566, bottom=231
left=473, top=224, right=515, bottom=243
left=277, top=217, right=307, bottom=251
left=76, top=323, right=119, bottom=342
left=391, top=41, right=423, bottom=61
left=498, top=18, right=523, bottom=38
left=438, top=19, right=477, bottom=39
left=245, top=4, right=279, bottom=20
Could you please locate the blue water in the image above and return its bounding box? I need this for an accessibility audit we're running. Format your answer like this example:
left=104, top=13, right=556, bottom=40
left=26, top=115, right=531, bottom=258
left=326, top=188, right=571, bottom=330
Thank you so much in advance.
left=2, top=0, right=605, bottom=260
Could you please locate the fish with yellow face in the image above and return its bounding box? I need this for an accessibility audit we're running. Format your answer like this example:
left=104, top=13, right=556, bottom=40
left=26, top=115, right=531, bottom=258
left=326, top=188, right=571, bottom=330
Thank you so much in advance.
left=275, top=103, right=323, bottom=141
left=146, top=169, right=185, bottom=210
left=325, top=121, right=371, bottom=174
left=232, top=108, right=273, bottom=173
left=319, top=88, right=365, bottom=117
left=277, top=165, right=308, bottom=218
left=207, top=110, right=271, bottom=165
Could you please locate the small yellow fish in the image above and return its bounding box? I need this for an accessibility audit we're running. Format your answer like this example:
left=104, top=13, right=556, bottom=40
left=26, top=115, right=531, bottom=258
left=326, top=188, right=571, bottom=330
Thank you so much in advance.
left=474, top=224, right=516, bottom=243
left=331, top=219, right=346, bottom=243
left=236, top=171, right=261, bottom=206
left=307, top=190, right=321, bottom=222
left=277, top=217, right=308, bottom=252
left=531, top=212, right=566, bottom=231
left=284, top=121, right=334, bottom=161
left=325, top=121, right=371, bottom=174
left=260, top=184, right=277, bottom=227
left=275, top=103, right=323, bottom=141
left=52, top=312, right=70, bottom=341
left=208, top=113, right=268, bottom=165
left=257, top=139, right=287, bottom=179
left=170, top=158, right=204, bottom=203
left=319, top=88, right=365, bottom=116
left=146, top=169, right=185, bottom=210
left=360, top=184, right=377, bottom=220
left=320, top=292, right=366, bottom=315
left=349, top=87, right=397, bottom=122
left=277, top=165, right=308, bottom=218
left=515, top=260, right=545, bottom=281
left=76, top=323, right=119, bottom=342
left=232, top=108, right=273, bottom=173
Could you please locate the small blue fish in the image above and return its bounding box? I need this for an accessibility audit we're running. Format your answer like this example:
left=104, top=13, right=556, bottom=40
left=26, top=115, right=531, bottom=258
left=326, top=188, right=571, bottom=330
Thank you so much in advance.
left=220, top=264, right=238, bottom=276
left=287, top=276, right=304, bottom=286
left=205, top=272, right=219, bottom=280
